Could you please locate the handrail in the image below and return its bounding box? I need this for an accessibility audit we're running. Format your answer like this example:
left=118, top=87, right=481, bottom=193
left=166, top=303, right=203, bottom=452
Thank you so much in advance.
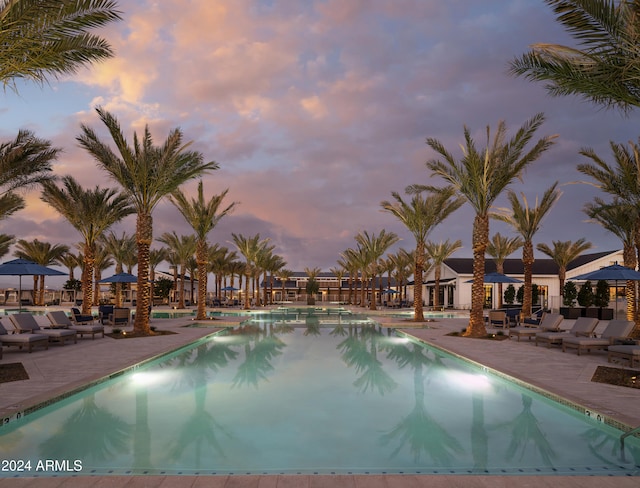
left=620, top=424, right=640, bottom=452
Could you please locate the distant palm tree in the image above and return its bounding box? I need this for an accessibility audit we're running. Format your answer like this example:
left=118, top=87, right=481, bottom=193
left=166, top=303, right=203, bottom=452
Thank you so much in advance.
left=148, top=247, right=167, bottom=306
left=157, top=232, right=196, bottom=310
left=170, top=181, right=236, bottom=319
left=77, top=107, right=218, bottom=334
left=425, top=239, right=463, bottom=310
left=493, top=183, right=562, bottom=317
left=486, top=233, right=524, bottom=309
left=329, top=266, right=345, bottom=304
left=41, top=176, right=133, bottom=313
left=14, top=239, right=68, bottom=305
left=100, top=231, right=136, bottom=307
left=57, top=251, right=81, bottom=281
left=232, top=233, right=271, bottom=310
left=263, top=253, right=285, bottom=306
left=537, top=238, right=592, bottom=299
left=509, top=0, right=640, bottom=112
left=381, top=190, right=463, bottom=320
left=413, top=114, right=556, bottom=336
left=354, top=230, right=399, bottom=311
left=0, top=234, right=14, bottom=260
left=0, top=0, right=122, bottom=88
left=584, top=197, right=637, bottom=322
left=275, top=268, right=293, bottom=303
left=91, top=244, right=113, bottom=305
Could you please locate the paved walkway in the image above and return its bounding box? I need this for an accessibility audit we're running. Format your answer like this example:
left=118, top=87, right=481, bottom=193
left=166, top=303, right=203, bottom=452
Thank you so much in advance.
left=1, top=307, right=639, bottom=487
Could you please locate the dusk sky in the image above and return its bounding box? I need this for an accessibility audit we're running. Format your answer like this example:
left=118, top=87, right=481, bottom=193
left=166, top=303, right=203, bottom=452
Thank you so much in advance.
left=1, top=0, right=639, bottom=288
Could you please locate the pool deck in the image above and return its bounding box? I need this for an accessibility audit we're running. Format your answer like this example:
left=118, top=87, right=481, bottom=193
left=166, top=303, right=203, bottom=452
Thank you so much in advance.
left=1, top=306, right=639, bottom=487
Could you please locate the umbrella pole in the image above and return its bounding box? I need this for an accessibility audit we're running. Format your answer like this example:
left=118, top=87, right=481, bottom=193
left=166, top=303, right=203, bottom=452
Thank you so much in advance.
left=18, top=275, right=22, bottom=312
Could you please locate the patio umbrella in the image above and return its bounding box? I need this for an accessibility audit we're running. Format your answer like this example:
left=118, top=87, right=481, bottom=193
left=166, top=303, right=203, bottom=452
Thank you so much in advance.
left=98, top=272, right=137, bottom=283
left=570, top=264, right=640, bottom=318
left=0, top=258, right=65, bottom=311
left=466, top=273, right=523, bottom=309
left=221, top=286, right=238, bottom=291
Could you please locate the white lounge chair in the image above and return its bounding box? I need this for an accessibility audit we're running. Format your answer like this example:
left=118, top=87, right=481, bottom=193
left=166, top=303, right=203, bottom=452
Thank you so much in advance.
left=0, top=318, right=49, bottom=353
left=9, top=313, right=77, bottom=345
left=535, top=317, right=598, bottom=348
left=562, top=319, right=635, bottom=356
left=47, top=310, right=104, bottom=339
left=508, top=313, right=563, bottom=342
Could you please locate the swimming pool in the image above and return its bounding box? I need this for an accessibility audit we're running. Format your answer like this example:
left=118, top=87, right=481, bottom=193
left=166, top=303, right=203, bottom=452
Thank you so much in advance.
left=1, top=320, right=639, bottom=477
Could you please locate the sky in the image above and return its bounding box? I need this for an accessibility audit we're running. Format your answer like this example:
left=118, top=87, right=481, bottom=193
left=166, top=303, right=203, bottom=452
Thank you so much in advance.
left=1, top=0, right=638, bottom=288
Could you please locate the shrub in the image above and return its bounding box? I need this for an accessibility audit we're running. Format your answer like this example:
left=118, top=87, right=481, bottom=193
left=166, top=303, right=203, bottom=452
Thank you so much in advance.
left=577, top=281, right=594, bottom=308
left=563, top=281, right=577, bottom=307
left=594, top=280, right=610, bottom=308
left=504, top=284, right=516, bottom=305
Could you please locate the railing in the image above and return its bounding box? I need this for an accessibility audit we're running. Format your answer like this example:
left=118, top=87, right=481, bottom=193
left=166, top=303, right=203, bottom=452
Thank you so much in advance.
left=620, top=424, right=640, bottom=454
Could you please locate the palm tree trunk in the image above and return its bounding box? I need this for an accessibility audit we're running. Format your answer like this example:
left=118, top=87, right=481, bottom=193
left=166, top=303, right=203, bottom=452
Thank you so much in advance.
left=178, top=265, right=186, bottom=309
left=196, top=240, right=208, bottom=320
left=466, top=214, right=488, bottom=337
left=134, top=212, right=152, bottom=335
left=82, top=244, right=94, bottom=315
left=522, top=241, right=534, bottom=317
left=434, top=265, right=441, bottom=309
left=244, top=272, right=251, bottom=310
left=414, top=242, right=425, bottom=321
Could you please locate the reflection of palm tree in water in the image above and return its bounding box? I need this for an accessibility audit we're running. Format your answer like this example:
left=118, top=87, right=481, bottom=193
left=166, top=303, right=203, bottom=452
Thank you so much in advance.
left=165, top=338, right=239, bottom=468
left=304, top=315, right=321, bottom=336
left=498, top=394, right=556, bottom=467
left=582, top=425, right=640, bottom=466
left=39, top=393, right=130, bottom=462
left=381, top=342, right=463, bottom=464
left=338, top=325, right=397, bottom=395
left=232, top=326, right=286, bottom=389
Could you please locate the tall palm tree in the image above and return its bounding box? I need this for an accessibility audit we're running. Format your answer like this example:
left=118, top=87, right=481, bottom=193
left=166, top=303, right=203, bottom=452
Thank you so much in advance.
left=170, top=181, right=236, bottom=319
left=486, top=233, right=524, bottom=309
left=263, top=253, right=285, bottom=306
left=148, top=247, right=167, bottom=307
left=493, top=183, right=562, bottom=317
left=77, top=107, right=219, bottom=334
left=232, top=233, right=271, bottom=310
left=41, top=175, right=133, bottom=314
left=91, top=243, right=113, bottom=305
left=584, top=197, right=637, bottom=322
left=425, top=239, right=463, bottom=310
left=157, top=232, right=196, bottom=310
left=14, top=238, right=68, bottom=305
left=509, top=0, right=640, bottom=112
left=537, top=238, right=593, bottom=299
left=354, top=230, right=399, bottom=311
left=413, top=114, right=557, bottom=336
left=381, top=190, right=463, bottom=320
left=100, top=231, right=136, bottom=307
left=0, top=0, right=122, bottom=88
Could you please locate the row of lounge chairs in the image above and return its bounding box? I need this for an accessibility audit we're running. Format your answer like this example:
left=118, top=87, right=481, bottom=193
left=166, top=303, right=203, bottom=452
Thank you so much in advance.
left=500, top=312, right=638, bottom=366
left=0, top=310, right=108, bottom=358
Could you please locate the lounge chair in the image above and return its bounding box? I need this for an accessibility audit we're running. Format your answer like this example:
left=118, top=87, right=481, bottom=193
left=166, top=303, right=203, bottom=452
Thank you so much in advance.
left=508, top=313, right=563, bottom=342
left=487, top=310, right=508, bottom=328
left=47, top=310, right=104, bottom=340
left=108, top=307, right=131, bottom=327
left=70, top=307, right=96, bottom=324
left=562, top=319, right=635, bottom=356
left=0, top=318, right=49, bottom=352
left=608, top=343, right=640, bottom=368
left=535, top=317, right=598, bottom=348
left=9, top=313, right=77, bottom=345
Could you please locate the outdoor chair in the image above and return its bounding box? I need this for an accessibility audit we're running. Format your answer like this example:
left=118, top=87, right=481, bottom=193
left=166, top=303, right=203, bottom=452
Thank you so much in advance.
left=9, top=313, right=76, bottom=346
left=108, top=307, right=131, bottom=327
left=608, top=343, right=640, bottom=368
left=70, top=307, right=96, bottom=324
left=522, top=307, right=545, bottom=326
left=47, top=310, right=104, bottom=340
left=562, top=319, right=635, bottom=356
left=98, top=304, right=114, bottom=324
left=487, top=310, right=508, bottom=328
left=535, top=316, right=598, bottom=348
left=0, top=319, right=48, bottom=353
left=508, top=313, right=563, bottom=342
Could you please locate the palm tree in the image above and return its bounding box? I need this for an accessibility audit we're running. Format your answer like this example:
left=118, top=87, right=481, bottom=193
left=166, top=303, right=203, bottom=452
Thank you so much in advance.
left=509, top=0, right=640, bottom=112
left=100, top=231, right=136, bottom=307
left=170, top=181, right=237, bottom=319
left=537, top=238, right=593, bottom=299
left=157, top=232, right=196, bottom=310
left=148, top=247, right=167, bottom=306
left=57, top=251, right=81, bottom=281
left=425, top=239, right=463, bottom=310
left=263, top=253, right=285, bottom=306
left=0, top=234, right=14, bottom=259
left=493, top=183, right=562, bottom=317
left=92, top=244, right=113, bottom=305
left=584, top=197, right=637, bottom=323
left=354, top=230, right=399, bottom=311
left=14, top=238, right=68, bottom=305
left=381, top=190, right=463, bottom=320
left=486, top=233, right=524, bottom=309
left=232, top=233, right=271, bottom=310
left=329, top=266, right=345, bottom=304
left=77, top=107, right=219, bottom=334
left=275, top=268, right=293, bottom=304
left=413, top=114, right=557, bottom=336
left=41, top=175, right=133, bottom=314
left=0, top=0, right=122, bottom=88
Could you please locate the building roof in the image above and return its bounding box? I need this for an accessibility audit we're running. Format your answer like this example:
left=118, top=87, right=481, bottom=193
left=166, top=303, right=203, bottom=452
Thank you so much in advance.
left=444, top=250, right=620, bottom=275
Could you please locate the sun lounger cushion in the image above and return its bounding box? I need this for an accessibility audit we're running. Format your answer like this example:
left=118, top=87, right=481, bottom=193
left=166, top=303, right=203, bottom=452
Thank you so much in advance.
left=0, top=319, right=49, bottom=352
left=535, top=317, right=598, bottom=348
left=562, top=320, right=635, bottom=355
left=509, top=313, right=563, bottom=342
left=10, top=313, right=77, bottom=345
left=47, top=311, right=104, bottom=339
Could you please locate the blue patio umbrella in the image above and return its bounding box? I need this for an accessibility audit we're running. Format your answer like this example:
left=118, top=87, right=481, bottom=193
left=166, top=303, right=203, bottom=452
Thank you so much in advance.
left=221, top=286, right=239, bottom=291
left=571, top=264, right=640, bottom=318
left=0, top=258, right=65, bottom=311
left=466, top=272, right=523, bottom=309
left=98, top=272, right=138, bottom=283
left=382, top=288, right=399, bottom=294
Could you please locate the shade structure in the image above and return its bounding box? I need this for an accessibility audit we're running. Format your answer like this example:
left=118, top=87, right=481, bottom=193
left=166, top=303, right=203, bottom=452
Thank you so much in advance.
left=570, top=264, right=640, bottom=319
left=0, top=258, right=65, bottom=311
left=98, top=272, right=138, bottom=283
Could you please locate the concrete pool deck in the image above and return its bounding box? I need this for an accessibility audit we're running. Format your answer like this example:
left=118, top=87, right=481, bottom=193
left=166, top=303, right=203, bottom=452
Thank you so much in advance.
left=1, top=306, right=639, bottom=487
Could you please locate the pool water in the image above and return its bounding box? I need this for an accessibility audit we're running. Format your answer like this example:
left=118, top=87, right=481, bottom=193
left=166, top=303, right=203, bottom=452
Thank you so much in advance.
left=1, top=322, right=639, bottom=477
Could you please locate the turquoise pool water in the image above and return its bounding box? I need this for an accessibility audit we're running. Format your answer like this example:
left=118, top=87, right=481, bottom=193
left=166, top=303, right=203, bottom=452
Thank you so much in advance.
left=1, top=318, right=639, bottom=477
